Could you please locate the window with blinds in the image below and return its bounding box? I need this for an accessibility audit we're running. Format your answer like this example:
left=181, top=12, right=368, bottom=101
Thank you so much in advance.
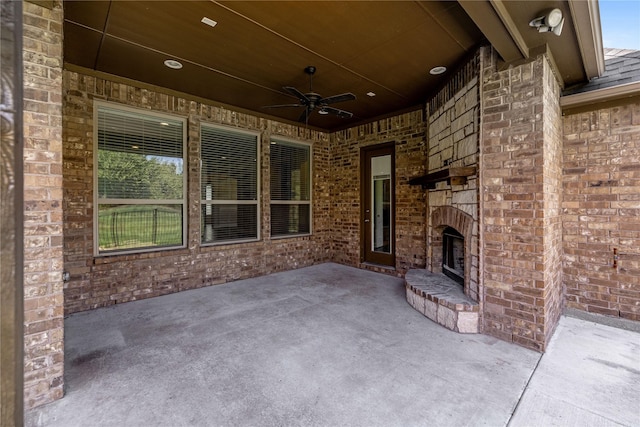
left=95, top=102, right=187, bottom=254
left=270, top=139, right=311, bottom=237
left=200, top=124, right=259, bottom=244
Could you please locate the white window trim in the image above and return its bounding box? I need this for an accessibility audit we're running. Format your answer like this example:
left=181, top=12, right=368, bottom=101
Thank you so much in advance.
left=93, top=100, right=188, bottom=256
left=269, top=137, right=313, bottom=239
left=200, top=123, right=261, bottom=246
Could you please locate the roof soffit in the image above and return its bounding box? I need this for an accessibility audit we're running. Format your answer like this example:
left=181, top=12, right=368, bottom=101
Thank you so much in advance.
left=458, top=0, right=604, bottom=83
left=457, top=0, right=526, bottom=63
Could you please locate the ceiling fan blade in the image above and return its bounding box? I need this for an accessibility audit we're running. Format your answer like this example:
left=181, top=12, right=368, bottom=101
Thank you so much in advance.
left=283, top=86, right=310, bottom=103
left=322, top=106, right=353, bottom=119
left=320, top=92, right=356, bottom=105
left=262, top=103, right=303, bottom=109
left=273, top=68, right=355, bottom=123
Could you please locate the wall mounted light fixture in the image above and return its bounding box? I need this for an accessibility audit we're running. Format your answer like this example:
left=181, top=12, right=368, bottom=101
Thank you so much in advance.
left=529, top=8, right=565, bottom=36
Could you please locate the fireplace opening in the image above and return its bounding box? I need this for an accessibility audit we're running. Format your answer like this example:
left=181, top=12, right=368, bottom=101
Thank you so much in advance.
left=442, top=226, right=464, bottom=286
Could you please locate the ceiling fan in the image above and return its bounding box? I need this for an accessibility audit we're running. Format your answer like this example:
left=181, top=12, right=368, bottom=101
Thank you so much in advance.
left=264, top=66, right=356, bottom=123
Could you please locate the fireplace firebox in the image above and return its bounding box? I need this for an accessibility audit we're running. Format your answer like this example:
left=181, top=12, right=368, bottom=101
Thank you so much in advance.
left=442, top=227, right=464, bottom=285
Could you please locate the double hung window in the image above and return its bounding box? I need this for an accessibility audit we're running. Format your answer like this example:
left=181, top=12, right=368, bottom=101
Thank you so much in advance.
left=200, top=125, right=259, bottom=244
left=270, top=139, right=311, bottom=237
left=95, top=102, right=187, bottom=254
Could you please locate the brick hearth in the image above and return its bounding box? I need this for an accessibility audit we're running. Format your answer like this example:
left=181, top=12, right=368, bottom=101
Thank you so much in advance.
left=405, top=269, right=479, bottom=333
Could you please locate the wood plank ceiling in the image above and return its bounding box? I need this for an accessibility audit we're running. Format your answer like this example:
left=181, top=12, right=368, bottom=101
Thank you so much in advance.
left=63, top=1, right=593, bottom=131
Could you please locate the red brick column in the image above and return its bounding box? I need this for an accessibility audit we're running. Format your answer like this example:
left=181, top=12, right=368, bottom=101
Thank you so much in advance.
left=479, top=48, right=563, bottom=351
left=22, top=0, right=65, bottom=408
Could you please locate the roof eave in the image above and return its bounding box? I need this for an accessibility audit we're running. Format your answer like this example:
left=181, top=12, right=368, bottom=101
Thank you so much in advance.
left=560, top=81, right=640, bottom=111
left=568, top=0, right=606, bottom=79
left=458, top=0, right=527, bottom=63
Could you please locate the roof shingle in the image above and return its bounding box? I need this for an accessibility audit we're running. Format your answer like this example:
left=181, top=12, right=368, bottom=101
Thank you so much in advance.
left=563, top=48, right=640, bottom=95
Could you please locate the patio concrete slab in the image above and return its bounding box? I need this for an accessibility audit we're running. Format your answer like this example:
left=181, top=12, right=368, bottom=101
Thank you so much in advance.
left=26, top=263, right=540, bottom=427
left=26, top=263, right=640, bottom=426
left=510, top=315, right=640, bottom=427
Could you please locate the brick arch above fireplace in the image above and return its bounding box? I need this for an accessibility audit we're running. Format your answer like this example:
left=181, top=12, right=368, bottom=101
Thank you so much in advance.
left=431, top=206, right=473, bottom=238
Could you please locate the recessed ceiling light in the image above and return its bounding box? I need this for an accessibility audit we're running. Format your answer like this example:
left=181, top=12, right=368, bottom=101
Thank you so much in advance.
left=318, top=109, right=329, bottom=115
left=429, top=66, right=447, bottom=75
left=201, top=17, right=217, bottom=28
left=164, top=59, right=183, bottom=70
left=366, top=92, right=376, bottom=97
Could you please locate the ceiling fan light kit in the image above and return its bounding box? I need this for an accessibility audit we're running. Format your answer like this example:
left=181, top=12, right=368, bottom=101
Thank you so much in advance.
left=263, top=66, right=356, bottom=124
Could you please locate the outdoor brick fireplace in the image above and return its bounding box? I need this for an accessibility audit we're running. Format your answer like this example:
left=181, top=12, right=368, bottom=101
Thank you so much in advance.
left=406, top=206, right=479, bottom=333
left=405, top=61, right=480, bottom=334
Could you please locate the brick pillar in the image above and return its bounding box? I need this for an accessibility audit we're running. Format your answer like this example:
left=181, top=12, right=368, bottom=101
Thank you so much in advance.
left=1, top=0, right=25, bottom=423
left=22, top=0, right=65, bottom=408
left=480, top=47, right=563, bottom=351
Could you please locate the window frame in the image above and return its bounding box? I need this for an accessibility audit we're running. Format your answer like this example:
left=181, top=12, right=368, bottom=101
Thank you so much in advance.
left=269, top=137, right=313, bottom=239
left=93, top=100, right=188, bottom=256
left=200, top=123, right=261, bottom=246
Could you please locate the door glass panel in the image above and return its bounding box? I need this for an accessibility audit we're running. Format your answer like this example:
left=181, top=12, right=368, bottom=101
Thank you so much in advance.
left=371, top=155, right=391, bottom=254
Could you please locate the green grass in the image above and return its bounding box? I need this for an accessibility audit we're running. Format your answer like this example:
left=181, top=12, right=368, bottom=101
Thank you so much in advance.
left=98, top=205, right=182, bottom=251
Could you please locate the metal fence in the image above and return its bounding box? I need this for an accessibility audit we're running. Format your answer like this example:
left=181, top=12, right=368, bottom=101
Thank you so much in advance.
left=99, top=207, right=182, bottom=250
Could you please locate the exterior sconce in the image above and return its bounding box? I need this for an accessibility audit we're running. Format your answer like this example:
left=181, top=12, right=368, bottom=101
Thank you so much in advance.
left=529, top=8, right=565, bottom=36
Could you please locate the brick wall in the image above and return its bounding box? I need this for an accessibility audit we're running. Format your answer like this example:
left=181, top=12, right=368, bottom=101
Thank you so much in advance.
left=62, top=71, right=332, bottom=314
left=22, top=0, right=65, bottom=409
left=480, top=47, right=563, bottom=351
left=426, top=54, right=480, bottom=302
left=541, top=59, right=564, bottom=344
left=331, top=113, right=427, bottom=274
left=562, top=102, right=640, bottom=320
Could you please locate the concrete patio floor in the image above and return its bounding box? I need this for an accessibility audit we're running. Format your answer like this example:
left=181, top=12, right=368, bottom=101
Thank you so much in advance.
left=26, top=263, right=639, bottom=426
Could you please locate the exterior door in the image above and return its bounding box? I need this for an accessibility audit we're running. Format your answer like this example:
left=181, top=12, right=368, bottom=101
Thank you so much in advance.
left=361, top=143, right=395, bottom=266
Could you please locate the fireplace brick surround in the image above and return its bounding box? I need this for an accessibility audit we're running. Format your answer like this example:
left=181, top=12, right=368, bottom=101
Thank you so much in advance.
left=430, top=206, right=477, bottom=300
left=406, top=206, right=480, bottom=333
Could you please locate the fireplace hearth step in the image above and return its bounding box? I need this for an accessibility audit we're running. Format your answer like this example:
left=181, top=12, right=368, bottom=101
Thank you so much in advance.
left=405, top=269, right=479, bottom=334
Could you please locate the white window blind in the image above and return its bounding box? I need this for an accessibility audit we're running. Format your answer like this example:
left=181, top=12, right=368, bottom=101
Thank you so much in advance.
left=95, top=103, right=186, bottom=254
left=270, top=140, right=311, bottom=237
left=201, top=124, right=259, bottom=244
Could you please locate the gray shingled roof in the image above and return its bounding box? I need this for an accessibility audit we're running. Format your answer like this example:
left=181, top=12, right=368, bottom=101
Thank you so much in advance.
left=563, top=48, right=640, bottom=95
